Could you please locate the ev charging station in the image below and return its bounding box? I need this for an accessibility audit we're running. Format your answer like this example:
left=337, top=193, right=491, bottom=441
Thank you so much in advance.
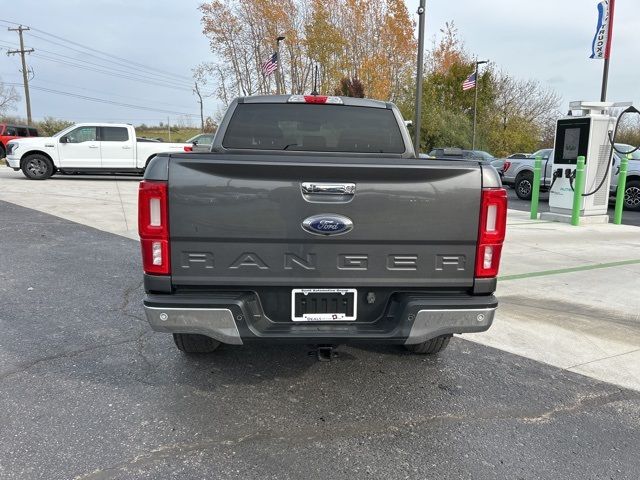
left=542, top=101, right=630, bottom=224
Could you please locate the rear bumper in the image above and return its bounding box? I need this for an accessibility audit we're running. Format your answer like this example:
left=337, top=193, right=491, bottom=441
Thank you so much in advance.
left=143, top=291, right=497, bottom=345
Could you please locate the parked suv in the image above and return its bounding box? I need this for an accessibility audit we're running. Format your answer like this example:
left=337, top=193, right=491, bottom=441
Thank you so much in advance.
left=502, top=148, right=553, bottom=199
left=0, top=124, right=38, bottom=159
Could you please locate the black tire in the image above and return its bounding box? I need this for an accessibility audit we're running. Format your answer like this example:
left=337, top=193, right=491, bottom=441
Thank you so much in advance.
left=515, top=172, right=534, bottom=200
left=22, top=154, right=54, bottom=180
left=405, top=335, right=452, bottom=354
left=173, top=333, right=221, bottom=353
left=0, top=144, right=5, bottom=159
left=624, top=180, right=640, bottom=211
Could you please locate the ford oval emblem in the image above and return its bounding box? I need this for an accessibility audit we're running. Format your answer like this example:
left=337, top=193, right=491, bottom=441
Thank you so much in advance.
left=302, top=214, right=353, bottom=236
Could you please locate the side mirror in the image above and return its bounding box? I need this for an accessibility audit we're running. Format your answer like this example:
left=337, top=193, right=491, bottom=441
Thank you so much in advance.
left=60, top=136, right=69, bottom=143
left=192, top=140, right=198, bottom=146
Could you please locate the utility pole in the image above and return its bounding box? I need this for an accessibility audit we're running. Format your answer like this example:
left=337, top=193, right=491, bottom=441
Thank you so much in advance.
left=413, top=0, right=426, bottom=156
left=472, top=59, right=488, bottom=150
left=7, top=25, right=34, bottom=125
left=276, top=36, right=285, bottom=95
left=193, top=82, right=204, bottom=132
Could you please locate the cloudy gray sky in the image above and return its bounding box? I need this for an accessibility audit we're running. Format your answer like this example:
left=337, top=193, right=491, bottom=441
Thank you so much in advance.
left=1, top=0, right=638, bottom=126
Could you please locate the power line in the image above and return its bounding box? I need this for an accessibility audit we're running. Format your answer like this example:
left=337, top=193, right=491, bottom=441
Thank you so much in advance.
left=0, top=18, right=193, bottom=83
left=1, top=72, right=199, bottom=110
left=23, top=32, right=196, bottom=86
left=3, top=82, right=200, bottom=116
left=0, top=39, right=192, bottom=89
left=0, top=18, right=217, bottom=118
left=0, top=47, right=195, bottom=92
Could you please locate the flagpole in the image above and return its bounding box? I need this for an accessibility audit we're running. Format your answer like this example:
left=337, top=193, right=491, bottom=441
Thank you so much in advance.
left=276, top=36, right=285, bottom=95
left=600, top=0, right=615, bottom=102
left=413, top=0, right=426, bottom=156
left=472, top=59, right=487, bottom=150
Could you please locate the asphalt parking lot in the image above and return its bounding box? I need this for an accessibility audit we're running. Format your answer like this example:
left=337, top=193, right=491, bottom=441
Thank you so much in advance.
left=2, top=199, right=640, bottom=479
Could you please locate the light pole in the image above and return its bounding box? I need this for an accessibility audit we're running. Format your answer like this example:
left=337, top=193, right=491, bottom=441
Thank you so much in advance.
left=472, top=59, right=488, bottom=150
left=276, top=35, right=285, bottom=95
left=413, top=0, right=426, bottom=156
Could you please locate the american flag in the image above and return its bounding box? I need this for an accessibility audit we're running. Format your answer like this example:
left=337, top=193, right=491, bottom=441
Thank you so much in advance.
left=262, top=52, right=278, bottom=76
left=462, top=72, right=476, bottom=91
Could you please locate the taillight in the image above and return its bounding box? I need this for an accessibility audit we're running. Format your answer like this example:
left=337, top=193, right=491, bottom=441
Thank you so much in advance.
left=475, top=188, right=507, bottom=278
left=184, top=145, right=193, bottom=152
left=503, top=161, right=511, bottom=173
left=138, top=180, right=170, bottom=275
left=288, top=95, right=343, bottom=104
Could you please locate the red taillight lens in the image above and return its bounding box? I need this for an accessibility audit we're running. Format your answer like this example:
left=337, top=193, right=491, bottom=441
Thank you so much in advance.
left=303, top=95, right=328, bottom=104
left=138, top=180, right=170, bottom=275
left=475, top=188, right=507, bottom=278
left=184, top=145, right=193, bottom=152
left=503, top=161, right=511, bottom=173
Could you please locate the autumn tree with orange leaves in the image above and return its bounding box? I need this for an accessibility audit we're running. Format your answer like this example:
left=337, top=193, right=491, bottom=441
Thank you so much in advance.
left=196, top=0, right=415, bottom=104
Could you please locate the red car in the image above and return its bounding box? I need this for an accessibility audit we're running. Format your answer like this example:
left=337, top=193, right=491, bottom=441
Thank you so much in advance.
left=0, top=124, right=38, bottom=158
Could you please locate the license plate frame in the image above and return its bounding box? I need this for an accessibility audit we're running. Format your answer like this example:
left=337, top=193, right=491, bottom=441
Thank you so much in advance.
left=291, top=288, right=357, bottom=322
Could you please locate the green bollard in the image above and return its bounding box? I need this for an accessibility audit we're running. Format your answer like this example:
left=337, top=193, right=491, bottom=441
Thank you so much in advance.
left=571, top=156, right=586, bottom=226
left=530, top=155, right=542, bottom=219
left=613, top=154, right=630, bottom=225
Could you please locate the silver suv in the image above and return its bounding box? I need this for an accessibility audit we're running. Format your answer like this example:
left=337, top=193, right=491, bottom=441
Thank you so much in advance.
left=502, top=145, right=640, bottom=210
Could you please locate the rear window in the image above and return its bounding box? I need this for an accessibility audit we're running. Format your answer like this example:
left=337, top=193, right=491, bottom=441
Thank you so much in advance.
left=16, top=127, right=28, bottom=136
left=28, top=128, right=38, bottom=136
left=101, top=127, right=129, bottom=142
left=222, top=103, right=406, bottom=153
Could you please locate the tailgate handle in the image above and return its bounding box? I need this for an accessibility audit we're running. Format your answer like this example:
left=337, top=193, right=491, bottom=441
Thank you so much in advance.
left=301, top=182, right=355, bottom=195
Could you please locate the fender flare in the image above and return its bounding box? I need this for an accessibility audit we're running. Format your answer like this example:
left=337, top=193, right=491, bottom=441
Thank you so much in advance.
left=20, top=150, right=56, bottom=168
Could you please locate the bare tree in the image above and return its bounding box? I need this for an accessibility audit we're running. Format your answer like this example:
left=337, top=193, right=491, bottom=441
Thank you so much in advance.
left=0, top=79, right=20, bottom=116
left=493, top=72, right=561, bottom=132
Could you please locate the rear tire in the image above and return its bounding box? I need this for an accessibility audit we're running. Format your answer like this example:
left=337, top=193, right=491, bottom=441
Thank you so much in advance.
left=22, top=154, right=54, bottom=180
left=405, top=335, right=452, bottom=354
left=173, top=333, right=221, bottom=353
left=624, top=180, right=640, bottom=211
left=515, top=172, right=534, bottom=200
left=0, top=144, right=5, bottom=159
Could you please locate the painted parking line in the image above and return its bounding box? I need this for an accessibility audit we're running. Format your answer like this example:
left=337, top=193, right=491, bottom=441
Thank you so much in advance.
left=499, top=258, right=640, bottom=281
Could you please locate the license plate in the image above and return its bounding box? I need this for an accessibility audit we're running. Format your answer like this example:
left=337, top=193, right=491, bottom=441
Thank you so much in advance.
left=291, top=288, right=357, bottom=322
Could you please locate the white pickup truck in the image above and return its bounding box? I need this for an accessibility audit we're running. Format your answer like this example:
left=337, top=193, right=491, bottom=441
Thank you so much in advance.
left=4, top=123, right=191, bottom=180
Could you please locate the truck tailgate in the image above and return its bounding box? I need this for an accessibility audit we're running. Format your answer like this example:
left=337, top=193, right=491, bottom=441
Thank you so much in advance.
left=168, top=155, right=481, bottom=287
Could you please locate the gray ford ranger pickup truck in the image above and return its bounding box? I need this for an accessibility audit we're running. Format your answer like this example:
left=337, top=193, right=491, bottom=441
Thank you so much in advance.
left=139, top=94, right=507, bottom=357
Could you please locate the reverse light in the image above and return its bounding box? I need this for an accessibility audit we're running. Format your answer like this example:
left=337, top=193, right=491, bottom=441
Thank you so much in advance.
left=138, top=180, right=170, bottom=275
left=475, top=188, right=507, bottom=278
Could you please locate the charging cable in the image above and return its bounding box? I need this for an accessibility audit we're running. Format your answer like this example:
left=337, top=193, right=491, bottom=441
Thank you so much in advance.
left=569, top=169, right=577, bottom=192
left=581, top=106, right=640, bottom=197
left=549, top=169, right=562, bottom=191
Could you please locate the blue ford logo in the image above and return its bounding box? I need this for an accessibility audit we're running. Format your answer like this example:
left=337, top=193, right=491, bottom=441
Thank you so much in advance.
left=302, top=214, right=353, bottom=236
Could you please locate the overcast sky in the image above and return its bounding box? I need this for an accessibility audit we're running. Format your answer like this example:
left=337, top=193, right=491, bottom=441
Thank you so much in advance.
left=0, top=0, right=638, bottom=126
